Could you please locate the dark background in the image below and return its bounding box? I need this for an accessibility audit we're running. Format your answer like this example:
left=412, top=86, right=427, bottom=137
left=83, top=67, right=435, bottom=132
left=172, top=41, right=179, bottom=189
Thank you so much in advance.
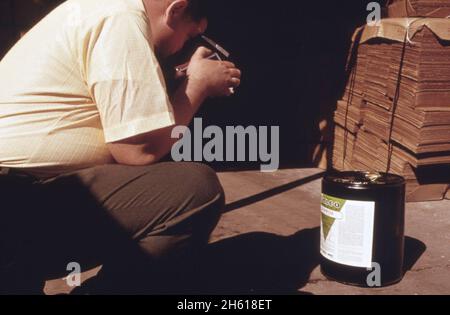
left=0, top=0, right=388, bottom=169
left=201, top=0, right=386, bottom=169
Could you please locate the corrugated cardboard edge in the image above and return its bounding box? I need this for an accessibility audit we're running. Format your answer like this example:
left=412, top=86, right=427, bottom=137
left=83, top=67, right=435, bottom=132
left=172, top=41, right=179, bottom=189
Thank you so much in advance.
left=406, top=184, right=449, bottom=203
left=386, top=0, right=417, bottom=18
left=386, top=0, right=450, bottom=18
left=354, top=18, right=450, bottom=44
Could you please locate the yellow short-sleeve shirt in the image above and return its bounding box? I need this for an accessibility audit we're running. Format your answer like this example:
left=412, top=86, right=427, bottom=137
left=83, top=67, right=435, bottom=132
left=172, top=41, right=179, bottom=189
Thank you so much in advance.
left=0, top=0, right=175, bottom=178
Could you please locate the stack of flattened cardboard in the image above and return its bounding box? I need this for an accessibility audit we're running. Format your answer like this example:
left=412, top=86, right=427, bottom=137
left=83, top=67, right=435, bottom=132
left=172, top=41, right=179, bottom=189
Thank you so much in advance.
left=332, top=124, right=356, bottom=171
left=333, top=19, right=450, bottom=202
left=386, top=0, right=450, bottom=18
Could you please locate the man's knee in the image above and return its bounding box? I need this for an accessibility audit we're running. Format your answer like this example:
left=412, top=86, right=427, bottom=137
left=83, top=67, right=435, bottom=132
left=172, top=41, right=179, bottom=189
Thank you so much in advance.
left=145, top=162, right=224, bottom=251
left=165, top=162, right=225, bottom=231
left=179, top=162, right=224, bottom=207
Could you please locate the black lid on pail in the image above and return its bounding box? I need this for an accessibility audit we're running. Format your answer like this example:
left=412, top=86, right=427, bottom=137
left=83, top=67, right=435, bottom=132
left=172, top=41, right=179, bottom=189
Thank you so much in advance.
left=324, top=171, right=405, bottom=189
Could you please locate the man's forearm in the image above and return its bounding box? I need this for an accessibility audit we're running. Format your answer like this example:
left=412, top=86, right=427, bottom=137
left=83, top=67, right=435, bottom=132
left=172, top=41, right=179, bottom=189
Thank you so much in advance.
left=132, top=79, right=208, bottom=164
left=170, top=78, right=207, bottom=126
left=141, top=79, right=206, bottom=162
left=107, top=79, right=208, bottom=166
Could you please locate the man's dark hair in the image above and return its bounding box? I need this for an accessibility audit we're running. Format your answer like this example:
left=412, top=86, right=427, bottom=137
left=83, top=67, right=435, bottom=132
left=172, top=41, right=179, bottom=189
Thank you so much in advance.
left=185, top=0, right=209, bottom=21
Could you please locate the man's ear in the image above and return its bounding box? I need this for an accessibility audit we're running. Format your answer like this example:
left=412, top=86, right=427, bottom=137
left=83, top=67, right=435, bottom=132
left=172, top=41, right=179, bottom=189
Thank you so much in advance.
left=164, top=0, right=189, bottom=27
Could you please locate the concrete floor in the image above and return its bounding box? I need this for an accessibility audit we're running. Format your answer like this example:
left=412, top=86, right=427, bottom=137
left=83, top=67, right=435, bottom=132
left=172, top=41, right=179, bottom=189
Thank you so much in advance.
left=45, top=168, right=450, bottom=295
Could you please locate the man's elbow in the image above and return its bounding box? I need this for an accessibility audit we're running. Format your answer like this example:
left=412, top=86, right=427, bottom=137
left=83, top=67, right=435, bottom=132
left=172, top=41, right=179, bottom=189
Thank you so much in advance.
left=107, top=143, right=163, bottom=166
left=113, top=152, right=160, bottom=166
left=107, top=127, right=175, bottom=166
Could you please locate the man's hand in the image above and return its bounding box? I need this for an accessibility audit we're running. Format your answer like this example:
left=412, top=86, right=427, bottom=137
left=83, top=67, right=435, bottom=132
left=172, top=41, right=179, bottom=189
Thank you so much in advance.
left=186, top=47, right=241, bottom=98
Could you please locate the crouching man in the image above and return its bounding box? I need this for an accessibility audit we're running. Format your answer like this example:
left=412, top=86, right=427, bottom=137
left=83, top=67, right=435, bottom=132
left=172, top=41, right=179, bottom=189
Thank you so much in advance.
left=0, top=0, right=241, bottom=294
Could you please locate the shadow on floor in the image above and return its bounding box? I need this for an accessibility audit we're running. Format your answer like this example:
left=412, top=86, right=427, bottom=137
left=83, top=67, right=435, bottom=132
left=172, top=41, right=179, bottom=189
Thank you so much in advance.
left=155, top=228, right=320, bottom=295
left=162, top=232, right=425, bottom=294
left=224, top=172, right=325, bottom=213
left=72, top=230, right=425, bottom=294
left=403, top=236, right=427, bottom=273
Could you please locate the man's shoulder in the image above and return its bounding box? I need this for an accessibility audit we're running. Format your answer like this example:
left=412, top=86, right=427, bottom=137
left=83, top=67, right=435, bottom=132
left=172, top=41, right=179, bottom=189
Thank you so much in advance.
left=58, top=0, right=150, bottom=42
left=72, top=0, right=147, bottom=20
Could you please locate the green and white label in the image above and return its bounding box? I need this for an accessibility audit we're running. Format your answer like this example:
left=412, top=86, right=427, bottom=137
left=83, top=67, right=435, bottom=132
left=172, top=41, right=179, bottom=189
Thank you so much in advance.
left=320, top=194, right=375, bottom=268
